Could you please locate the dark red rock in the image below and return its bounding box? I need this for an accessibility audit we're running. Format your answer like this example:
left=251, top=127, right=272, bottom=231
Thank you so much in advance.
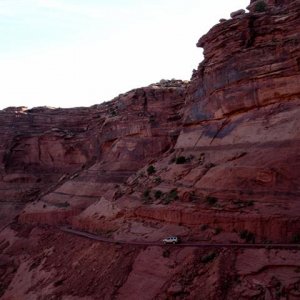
left=1, top=0, right=300, bottom=299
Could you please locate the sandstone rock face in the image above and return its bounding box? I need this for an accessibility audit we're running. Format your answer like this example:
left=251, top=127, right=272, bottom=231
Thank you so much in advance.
left=187, top=0, right=300, bottom=120
left=1, top=0, right=300, bottom=299
left=0, top=81, right=187, bottom=224
left=167, top=0, right=300, bottom=242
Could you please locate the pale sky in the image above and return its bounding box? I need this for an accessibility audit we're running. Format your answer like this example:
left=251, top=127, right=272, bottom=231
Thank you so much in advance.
left=0, top=0, right=249, bottom=109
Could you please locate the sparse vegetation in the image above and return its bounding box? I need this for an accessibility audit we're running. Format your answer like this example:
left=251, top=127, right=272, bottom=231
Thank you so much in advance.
left=291, top=234, right=300, bottom=244
left=200, top=224, right=208, bottom=231
left=147, top=165, right=156, bottom=175
left=169, top=157, right=176, bottom=164
left=205, top=162, right=216, bottom=169
left=176, top=156, right=187, bottom=164
left=155, top=190, right=163, bottom=199
left=143, top=189, right=150, bottom=198
left=162, top=189, right=179, bottom=205
left=201, top=251, right=217, bottom=263
left=206, top=196, right=218, bottom=206
left=233, top=199, right=254, bottom=208
left=239, top=230, right=255, bottom=243
left=214, top=227, right=222, bottom=235
left=56, top=201, right=70, bottom=208
left=162, top=249, right=170, bottom=258
left=149, top=115, right=155, bottom=123
left=254, top=1, right=267, bottom=12
left=94, top=228, right=115, bottom=237
left=109, top=108, right=117, bottom=116
left=142, top=189, right=151, bottom=203
left=294, top=267, right=300, bottom=273
left=154, top=177, right=162, bottom=184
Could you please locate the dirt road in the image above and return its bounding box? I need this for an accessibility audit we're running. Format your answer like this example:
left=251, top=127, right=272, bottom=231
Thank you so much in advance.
left=60, top=226, right=300, bottom=249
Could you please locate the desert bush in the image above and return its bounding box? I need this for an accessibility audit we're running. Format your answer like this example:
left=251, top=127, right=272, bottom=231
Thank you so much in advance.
left=239, top=230, right=255, bottom=243
left=109, top=108, right=117, bottom=116
left=206, top=196, right=218, bottom=205
left=142, top=189, right=152, bottom=204
left=291, top=234, right=300, bottom=244
left=169, top=156, right=176, bottom=164
left=56, top=201, right=70, bottom=208
left=154, top=190, right=163, bottom=199
left=201, top=251, right=217, bottom=263
left=147, top=165, right=156, bottom=175
left=233, top=199, right=254, bottom=207
left=176, top=156, right=187, bottom=164
left=163, top=189, right=179, bottom=205
left=162, top=249, right=170, bottom=258
left=154, top=177, right=162, bottom=184
left=214, top=227, right=222, bottom=235
left=200, top=224, right=208, bottom=231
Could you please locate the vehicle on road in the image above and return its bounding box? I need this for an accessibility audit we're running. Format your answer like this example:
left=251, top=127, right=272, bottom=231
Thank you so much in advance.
left=162, top=236, right=180, bottom=244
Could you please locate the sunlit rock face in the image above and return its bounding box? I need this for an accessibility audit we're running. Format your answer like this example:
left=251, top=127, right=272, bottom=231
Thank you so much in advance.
left=1, top=1, right=300, bottom=299
left=186, top=0, right=300, bottom=120
left=173, top=0, right=300, bottom=242
left=0, top=80, right=187, bottom=206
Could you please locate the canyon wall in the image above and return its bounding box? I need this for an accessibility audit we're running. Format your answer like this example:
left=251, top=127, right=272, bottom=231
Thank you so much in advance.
left=1, top=1, right=300, bottom=299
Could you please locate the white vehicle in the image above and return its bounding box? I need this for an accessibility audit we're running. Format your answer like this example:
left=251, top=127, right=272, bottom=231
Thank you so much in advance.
left=162, top=236, right=180, bottom=244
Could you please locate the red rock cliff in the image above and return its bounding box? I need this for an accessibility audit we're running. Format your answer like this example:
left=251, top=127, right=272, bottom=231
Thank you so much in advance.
left=1, top=1, right=300, bottom=299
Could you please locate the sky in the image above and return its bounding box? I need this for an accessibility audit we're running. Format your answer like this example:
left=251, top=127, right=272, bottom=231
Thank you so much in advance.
left=0, top=0, right=249, bottom=109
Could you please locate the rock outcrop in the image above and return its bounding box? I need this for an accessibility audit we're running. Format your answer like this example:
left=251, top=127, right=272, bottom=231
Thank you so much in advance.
left=0, top=80, right=188, bottom=224
left=1, top=0, right=300, bottom=299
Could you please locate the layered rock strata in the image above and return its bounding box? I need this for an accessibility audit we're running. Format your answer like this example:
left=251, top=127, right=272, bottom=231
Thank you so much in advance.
left=0, top=1, right=300, bottom=299
left=0, top=81, right=187, bottom=224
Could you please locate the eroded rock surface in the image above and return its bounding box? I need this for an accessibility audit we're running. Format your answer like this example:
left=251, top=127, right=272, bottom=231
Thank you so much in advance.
left=0, top=1, right=300, bottom=299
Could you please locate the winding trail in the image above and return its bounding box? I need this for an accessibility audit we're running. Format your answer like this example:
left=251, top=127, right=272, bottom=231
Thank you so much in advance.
left=60, top=226, right=300, bottom=249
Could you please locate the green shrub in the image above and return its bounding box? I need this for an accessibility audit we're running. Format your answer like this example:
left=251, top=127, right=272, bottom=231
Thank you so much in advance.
left=147, top=165, right=156, bottom=175
left=155, top=190, right=163, bottom=199
left=206, top=196, right=218, bottom=205
left=239, top=230, right=255, bottom=243
left=201, top=251, right=217, bottom=263
left=254, top=1, right=267, bottom=12
left=163, top=189, right=178, bottom=204
left=176, top=156, right=187, bottom=164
